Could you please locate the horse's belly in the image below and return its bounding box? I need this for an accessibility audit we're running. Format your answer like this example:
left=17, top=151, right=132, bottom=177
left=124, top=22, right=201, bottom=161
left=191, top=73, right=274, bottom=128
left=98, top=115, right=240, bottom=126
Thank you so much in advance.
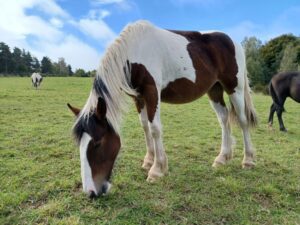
left=161, top=77, right=209, bottom=104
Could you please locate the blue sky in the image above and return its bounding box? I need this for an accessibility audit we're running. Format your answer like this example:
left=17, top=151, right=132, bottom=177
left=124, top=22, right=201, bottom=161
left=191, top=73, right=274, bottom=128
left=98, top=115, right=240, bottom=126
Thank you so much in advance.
left=0, top=0, right=299, bottom=71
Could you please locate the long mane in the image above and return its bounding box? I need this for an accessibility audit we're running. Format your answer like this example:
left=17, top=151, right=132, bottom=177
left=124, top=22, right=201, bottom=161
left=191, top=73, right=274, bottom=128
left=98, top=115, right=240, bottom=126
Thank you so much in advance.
left=74, top=21, right=153, bottom=137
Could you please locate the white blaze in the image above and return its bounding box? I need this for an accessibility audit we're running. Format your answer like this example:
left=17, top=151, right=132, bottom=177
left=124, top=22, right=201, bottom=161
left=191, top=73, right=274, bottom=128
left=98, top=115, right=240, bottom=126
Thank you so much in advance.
left=79, top=132, right=97, bottom=194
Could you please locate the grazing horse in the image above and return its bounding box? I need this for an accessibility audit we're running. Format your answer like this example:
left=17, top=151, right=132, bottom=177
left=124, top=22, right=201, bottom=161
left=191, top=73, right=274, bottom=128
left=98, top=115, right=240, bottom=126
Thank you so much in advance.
left=67, top=20, right=257, bottom=198
left=31, top=72, right=43, bottom=89
left=268, top=71, right=300, bottom=132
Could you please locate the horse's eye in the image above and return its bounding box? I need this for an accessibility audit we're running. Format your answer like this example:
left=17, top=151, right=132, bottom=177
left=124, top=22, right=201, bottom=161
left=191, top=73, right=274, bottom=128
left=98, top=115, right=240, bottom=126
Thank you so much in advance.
left=94, top=141, right=101, bottom=148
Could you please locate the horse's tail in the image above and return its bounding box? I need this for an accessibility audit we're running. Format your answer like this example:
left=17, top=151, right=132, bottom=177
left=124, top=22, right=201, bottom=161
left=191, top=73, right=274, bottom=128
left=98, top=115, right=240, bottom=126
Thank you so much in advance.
left=269, top=81, right=285, bottom=112
left=229, top=43, right=257, bottom=128
left=243, top=71, right=258, bottom=127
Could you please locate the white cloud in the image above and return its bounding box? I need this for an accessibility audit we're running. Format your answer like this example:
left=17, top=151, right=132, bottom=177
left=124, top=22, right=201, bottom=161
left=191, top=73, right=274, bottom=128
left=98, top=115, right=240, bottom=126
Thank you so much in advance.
left=32, top=35, right=101, bottom=71
left=0, top=0, right=115, bottom=71
left=91, top=0, right=133, bottom=11
left=78, top=18, right=116, bottom=43
left=50, top=18, right=64, bottom=28
left=75, top=10, right=116, bottom=45
left=92, top=0, right=124, bottom=4
left=224, top=21, right=261, bottom=42
left=225, top=6, right=300, bottom=43
left=0, top=1, right=64, bottom=44
left=33, top=0, right=70, bottom=18
left=88, top=9, right=111, bottom=19
left=170, top=0, right=218, bottom=6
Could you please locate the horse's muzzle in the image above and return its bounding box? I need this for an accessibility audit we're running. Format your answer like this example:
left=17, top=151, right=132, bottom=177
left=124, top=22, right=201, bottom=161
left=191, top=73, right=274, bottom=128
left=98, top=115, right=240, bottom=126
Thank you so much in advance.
left=87, top=182, right=111, bottom=199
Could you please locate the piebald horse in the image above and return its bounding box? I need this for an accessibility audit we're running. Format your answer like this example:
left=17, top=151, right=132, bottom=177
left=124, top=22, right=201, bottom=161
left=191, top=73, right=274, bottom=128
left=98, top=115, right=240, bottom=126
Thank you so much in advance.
left=31, top=72, right=43, bottom=89
left=68, top=21, right=257, bottom=198
left=268, top=71, right=300, bottom=131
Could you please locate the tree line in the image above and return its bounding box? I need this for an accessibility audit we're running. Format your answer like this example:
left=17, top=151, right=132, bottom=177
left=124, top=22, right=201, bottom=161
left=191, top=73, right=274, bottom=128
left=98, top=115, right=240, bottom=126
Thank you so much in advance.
left=1, top=34, right=300, bottom=81
left=242, top=34, right=300, bottom=90
left=0, top=42, right=96, bottom=77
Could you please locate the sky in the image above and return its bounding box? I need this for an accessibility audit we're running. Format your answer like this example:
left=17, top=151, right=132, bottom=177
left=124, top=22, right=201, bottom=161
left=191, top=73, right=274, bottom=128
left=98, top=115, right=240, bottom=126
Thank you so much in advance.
left=0, top=0, right=299, bottom=71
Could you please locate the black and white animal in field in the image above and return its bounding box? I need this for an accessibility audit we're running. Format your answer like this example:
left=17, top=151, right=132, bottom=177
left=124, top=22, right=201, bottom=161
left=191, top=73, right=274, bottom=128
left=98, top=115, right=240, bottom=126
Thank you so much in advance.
left=31, top=73, right=43, bottom=89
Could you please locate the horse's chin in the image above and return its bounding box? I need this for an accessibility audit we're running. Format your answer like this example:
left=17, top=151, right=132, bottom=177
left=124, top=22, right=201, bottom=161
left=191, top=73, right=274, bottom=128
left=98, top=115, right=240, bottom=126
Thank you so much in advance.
left=87, top=181, right=112, bottom=199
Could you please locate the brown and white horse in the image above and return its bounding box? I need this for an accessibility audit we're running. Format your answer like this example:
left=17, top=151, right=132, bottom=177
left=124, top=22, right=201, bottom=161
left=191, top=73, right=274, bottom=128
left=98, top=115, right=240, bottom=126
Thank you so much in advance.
left=68, top=20, right=257, bottom=198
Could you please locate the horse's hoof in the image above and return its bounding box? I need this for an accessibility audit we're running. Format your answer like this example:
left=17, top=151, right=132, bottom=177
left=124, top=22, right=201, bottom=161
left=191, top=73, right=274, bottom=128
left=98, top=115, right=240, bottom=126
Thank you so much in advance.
left=142, top=161, right=152, bottom=171
left=268, top=123, right=274, bottom=130
left=242, top=161, right=255, bottom=169
left=147, top=167, right=165, bottom=182
left=146, top=176, right=157, bottom=183
left=280, top=128, right=287, bottom=132
left=212, top=160, right=225, bottom=168
left=146, top=173, right=162, bottom=183
left=212, top=154, right=232, bottom=167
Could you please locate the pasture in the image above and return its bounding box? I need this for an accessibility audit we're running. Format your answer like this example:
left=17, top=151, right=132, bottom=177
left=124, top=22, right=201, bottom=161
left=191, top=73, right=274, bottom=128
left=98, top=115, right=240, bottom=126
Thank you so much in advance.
left=0, top=77, right=299, bottom=224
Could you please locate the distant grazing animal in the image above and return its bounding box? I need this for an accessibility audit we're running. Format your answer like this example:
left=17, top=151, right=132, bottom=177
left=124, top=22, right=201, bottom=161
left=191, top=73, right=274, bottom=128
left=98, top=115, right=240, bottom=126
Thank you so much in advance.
left=67, top=20, right=257, bottom=198
left=31, top=73, right=43, bottom=89
left=268, top=71, right=300, bottom=132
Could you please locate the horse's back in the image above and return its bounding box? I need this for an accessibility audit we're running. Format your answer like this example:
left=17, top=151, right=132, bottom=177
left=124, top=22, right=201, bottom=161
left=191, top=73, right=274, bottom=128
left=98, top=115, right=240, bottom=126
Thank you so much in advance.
left=271, top=72, right=300, bottom=102
left=127, top=22, right=237, bottom=89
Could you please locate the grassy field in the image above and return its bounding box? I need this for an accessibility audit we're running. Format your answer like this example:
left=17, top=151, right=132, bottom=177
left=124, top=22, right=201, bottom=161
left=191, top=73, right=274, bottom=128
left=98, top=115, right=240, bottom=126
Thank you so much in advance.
left=0, top=77, right=299, bottom=225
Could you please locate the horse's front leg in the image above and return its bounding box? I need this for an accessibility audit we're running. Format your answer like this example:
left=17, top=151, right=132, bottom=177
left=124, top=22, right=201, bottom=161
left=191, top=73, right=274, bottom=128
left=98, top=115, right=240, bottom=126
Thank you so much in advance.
left=137, top=104, right=155, bottom=170
left=147, top=103, right=168, bottom=182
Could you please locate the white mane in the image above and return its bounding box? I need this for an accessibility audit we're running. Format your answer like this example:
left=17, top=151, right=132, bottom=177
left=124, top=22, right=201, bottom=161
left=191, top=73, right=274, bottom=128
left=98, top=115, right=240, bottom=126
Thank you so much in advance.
left=78, top=20, right=154, bottom=134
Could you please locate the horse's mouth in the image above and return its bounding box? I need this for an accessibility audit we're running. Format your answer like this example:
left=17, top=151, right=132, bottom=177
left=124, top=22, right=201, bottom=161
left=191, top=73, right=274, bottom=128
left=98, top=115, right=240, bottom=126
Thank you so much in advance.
left=88, top=182, right=112, bottom=199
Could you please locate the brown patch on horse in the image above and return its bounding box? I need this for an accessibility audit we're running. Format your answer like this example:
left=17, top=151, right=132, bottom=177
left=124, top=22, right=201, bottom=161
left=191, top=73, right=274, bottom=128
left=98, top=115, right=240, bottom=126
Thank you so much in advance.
left=164, top=30, right=238, bottom=99
left=207, top=82, right=226, bottom=106
left=134, top=96, right=145, bottom=113
left=130, top=63, right=158, bottom=122
left=87, top=130, right=121, bottom=181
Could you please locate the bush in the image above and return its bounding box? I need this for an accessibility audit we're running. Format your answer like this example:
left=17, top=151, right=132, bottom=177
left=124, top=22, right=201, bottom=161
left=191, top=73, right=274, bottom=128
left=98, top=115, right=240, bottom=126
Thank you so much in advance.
left=252, top=84, right=269, bottom=95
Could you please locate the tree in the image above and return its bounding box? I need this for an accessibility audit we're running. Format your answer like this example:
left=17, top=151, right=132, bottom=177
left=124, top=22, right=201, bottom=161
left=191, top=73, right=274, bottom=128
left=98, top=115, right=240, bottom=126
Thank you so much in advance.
left=67, top=64, right=73, bottom=76
left=279, top=43, right=299, bottom=72
left=260, top=34, right=299, bottom=83
left=0, top=42, right=13, bottom=73
left=24, top=51, right=33, bottom=72
left=242, top=37, right=267, bottom=85
left=74, top=68, right=87, bottom=77
left=41, top=56, right=53, bottom=74
left=12, top=47, right=23, bottom=74
left=32, top=57, right=40, bottom=72
left=57, top=57, right=68, bottom=75
left=52, top=62, right=59, bottom=76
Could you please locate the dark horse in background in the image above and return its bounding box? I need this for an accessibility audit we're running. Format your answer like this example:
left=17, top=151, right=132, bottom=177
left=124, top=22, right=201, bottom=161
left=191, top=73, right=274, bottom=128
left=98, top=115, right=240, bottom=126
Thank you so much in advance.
left=268, top=72, right=300, bottom=131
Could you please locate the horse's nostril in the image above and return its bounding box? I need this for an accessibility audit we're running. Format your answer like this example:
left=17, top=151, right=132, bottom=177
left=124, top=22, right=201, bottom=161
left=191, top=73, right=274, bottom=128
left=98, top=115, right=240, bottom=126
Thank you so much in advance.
left=101, top=182, right=111, bottom=195
left=88, top=191, right=97, bottom=199
left=101, top=184, right=108, bottom=194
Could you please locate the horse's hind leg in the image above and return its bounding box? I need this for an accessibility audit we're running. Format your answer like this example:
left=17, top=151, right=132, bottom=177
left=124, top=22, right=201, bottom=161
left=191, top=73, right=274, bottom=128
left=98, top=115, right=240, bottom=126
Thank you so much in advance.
left=208, top=83, right=233, bottom=167
left=229, top=90, right=255, bottom=168
left=268, top=103, right=276, bottom=128
left=276, top=101, right=287, bottom=132
left=134, top=97, right=155, bottom=170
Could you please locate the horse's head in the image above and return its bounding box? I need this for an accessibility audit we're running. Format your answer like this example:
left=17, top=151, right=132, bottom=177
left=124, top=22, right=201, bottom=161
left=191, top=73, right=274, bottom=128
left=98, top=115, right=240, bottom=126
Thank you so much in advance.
left=68, top=97, right=121, bottom=198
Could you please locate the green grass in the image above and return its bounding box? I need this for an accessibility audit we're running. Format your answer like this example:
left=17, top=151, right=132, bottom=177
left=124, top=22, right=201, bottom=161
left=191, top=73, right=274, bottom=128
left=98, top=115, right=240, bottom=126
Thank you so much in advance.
left=0, top=77, right=299, bottom=225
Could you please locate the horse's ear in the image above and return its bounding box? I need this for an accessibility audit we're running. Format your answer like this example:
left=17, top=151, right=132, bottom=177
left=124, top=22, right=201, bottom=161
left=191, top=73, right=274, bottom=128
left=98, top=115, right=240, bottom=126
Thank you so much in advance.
left=96, top=97, right=107, bottom=120
left=67, top=103, right=81, bottom=116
